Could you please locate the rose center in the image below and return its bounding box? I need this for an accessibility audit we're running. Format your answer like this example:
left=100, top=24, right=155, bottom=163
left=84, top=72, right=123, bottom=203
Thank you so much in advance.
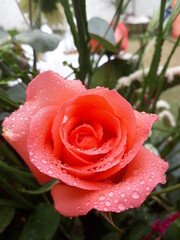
left=68, top=124, right=99, bottom=150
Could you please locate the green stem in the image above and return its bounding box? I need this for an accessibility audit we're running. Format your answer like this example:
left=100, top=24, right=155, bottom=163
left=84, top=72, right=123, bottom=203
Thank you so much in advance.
left=29, top=0, right=33, bottom=29
left=167, top=163, right=180, bottom=174
left=15, top=0, right=29, bottom=27
left=139, top=0, right=167, bottom=111
left=160, top=133, right=180, bottom=158
left=33, top=49, right=37, bottom=72
left=89, top=0, right=124, bottom=81
left=150, top=183, right=180, bottom=196
left=60, top=0, right=79, bottom=50
left=72, top=0, right=91, bottom=83
left=28, top=0, right=37, bottom=72
left=152, top=126, right=176, bottom=134
left=150, top=196, right=172, bottom=212
left=112, top=0, right=124, bottom=31
left=151, top=36, right=180, bottom=112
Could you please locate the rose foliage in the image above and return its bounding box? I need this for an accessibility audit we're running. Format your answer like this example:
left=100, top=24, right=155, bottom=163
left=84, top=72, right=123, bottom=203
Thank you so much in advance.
left=2, top=71, right=168, bottom=217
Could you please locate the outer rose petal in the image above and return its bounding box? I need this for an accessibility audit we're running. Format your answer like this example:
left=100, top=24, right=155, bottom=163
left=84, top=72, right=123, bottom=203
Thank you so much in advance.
left=26, top=71, right=86, bottom=106
left=51, top=147, right=168, bottom=217
left=2, top=71, right=86, bottom=183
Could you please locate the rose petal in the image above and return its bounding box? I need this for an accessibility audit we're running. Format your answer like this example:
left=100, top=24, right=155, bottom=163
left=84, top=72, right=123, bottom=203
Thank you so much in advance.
left=60, top=107, right=122, bottom=166
left=80, top=88, right=136, bottom=151
left=2, top=102, right=50, bottom=183
left=2, top=71, right=86, bottom=183
left=27, top=106, right=113, bottom=190
left=26, top=71, right=86, bottom=106
left=51, top=147, right=168, bottom=217
left=91, top=111, right=158, bottom=180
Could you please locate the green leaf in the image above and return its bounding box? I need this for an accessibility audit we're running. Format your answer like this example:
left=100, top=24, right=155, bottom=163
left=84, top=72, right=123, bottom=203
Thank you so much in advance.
left=60, top=0, right=79, bottom=49
left=89, top=59, right=136, bottom=89
left=0, top=159, right=37, bottom=188
left=0, top=174, right=35, bottom=209
left=17, top=179, right=59, bottom=195
left=0, top=27, right=11, bottom=45
left=14, top=30, right=61, bottom=52
left=139, top=0, right=166, bottom=111
left=88, top=17, right=117, bottom=53
left=19, top=203, right=61, bottom=240
left=0, top=206, right=15, bottom=234
left=102, top=232, right=120, bottom=240
left=125, top=221, right=150, bottom=240
left=72, top=0, right=91, bottom=83
left=151, top=36, right=180, bottom=112
left=0, top=87, right=19, bottom=109
left=6, top=83, right=26, bottom=103
left=0, top=199, right=27, bottom=209
left=0, top=141, right=22, bottom=166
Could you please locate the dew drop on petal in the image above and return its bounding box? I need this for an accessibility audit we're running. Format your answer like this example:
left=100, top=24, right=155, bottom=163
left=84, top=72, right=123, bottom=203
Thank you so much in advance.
left=114, top=198, right=118, bottom=203
left=108, top=192, right=114, bottom=197
left=86, top=201, right=90, bottom=206
left=120, top=192, right=125, bottom=198
left=118, top=203, right=125, bottom=211
left=99, top=194, right=105, bottom=201
left=132, top=191, right=139, bottom=199
left=47, top=170, right=53, bottom=175
left=42, top=159, right=47, bottom=164
left=140, top=180, right=145, bottom=185
left=105, top=201, right=111, bottom=207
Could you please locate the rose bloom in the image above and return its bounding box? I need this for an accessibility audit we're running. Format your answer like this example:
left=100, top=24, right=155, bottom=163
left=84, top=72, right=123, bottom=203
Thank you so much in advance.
left=172, top=0, right=180, bottom=39
left=2, top=71, right=168, bottom=217
left=90, top=21, right=128, bottom=53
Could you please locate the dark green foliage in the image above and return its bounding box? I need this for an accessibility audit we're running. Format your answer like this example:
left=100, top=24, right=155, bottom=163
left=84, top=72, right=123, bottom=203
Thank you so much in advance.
left=0, top=0, right=180, bottom=239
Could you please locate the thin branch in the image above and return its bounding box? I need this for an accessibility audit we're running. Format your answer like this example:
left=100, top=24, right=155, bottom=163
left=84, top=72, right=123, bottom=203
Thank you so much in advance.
left=15, top=0, right=29, bottom=27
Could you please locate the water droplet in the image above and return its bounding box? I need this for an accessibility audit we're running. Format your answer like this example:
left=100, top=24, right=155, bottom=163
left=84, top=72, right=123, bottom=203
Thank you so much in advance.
left=130, top=203, right=134, bottom=208
left=132, top=191, right=139, bottom=199
left=29, top=151, right=33, bottom=156
left=86, top=201, right=90, bottom=206
left=108, top=192, right=114, bottom=197
left=114, top=198, right=118, bottom=203
left=118, top=203, right=125, bottom=211
left=140, top=180, right=145, bottom=185
left=146, top=186, right=150, bottom=191
left=42, top=159, right=47, bottom=164
left=120, top=192, right=125, bottom=198
left=47, top=170, right=53, bottom=175
left=105, top=201, right=111, bottom=207
left=99, top=194, right=105, bottom=201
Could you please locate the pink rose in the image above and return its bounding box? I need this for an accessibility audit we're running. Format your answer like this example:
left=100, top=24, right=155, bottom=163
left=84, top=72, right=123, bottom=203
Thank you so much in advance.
left=2, top=71, right=168, bottom=217
left=90, top=21, right=128, bottom=53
